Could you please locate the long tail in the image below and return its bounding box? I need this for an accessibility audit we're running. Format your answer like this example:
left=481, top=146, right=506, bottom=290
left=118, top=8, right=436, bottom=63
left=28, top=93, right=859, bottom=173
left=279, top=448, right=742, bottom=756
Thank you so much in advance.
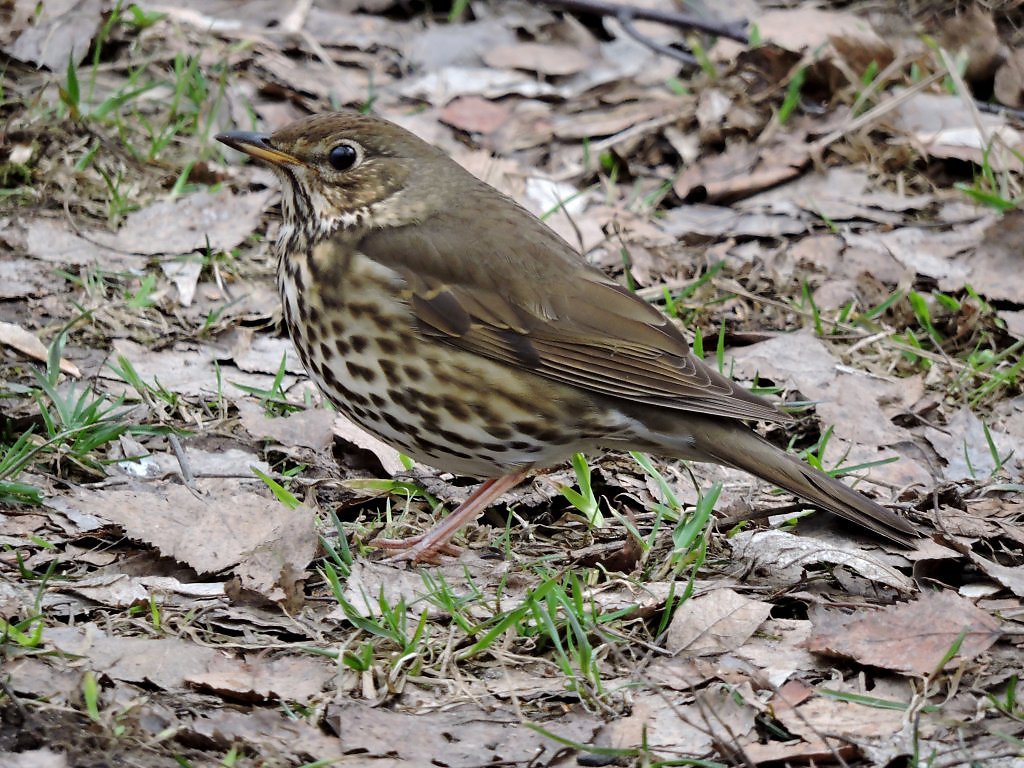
left=684, top=418, right=919, bottom=545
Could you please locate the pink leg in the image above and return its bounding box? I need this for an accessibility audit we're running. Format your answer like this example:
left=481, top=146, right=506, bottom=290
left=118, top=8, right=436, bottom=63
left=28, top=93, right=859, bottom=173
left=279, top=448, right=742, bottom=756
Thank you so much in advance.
left=378, top=471, right=528, bottom=564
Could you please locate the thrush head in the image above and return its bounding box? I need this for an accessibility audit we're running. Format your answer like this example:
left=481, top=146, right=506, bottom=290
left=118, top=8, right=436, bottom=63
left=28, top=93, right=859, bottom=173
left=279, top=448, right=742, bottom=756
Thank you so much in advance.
left=217, top=113, right=467, bottom=250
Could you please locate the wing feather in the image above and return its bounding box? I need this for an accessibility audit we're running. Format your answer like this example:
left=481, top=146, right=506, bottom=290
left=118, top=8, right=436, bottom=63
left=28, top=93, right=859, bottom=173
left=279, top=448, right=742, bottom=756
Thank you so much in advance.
left=360, top=202, right=787, bottom=424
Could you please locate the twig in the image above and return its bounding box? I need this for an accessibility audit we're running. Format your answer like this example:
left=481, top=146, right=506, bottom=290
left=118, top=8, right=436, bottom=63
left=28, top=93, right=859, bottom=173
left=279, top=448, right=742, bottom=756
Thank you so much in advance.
left=537, top=0, right=748, bottom=43
left=615, top=10, right=696, bottom=66
left=168, top=432, right=196, bottom=491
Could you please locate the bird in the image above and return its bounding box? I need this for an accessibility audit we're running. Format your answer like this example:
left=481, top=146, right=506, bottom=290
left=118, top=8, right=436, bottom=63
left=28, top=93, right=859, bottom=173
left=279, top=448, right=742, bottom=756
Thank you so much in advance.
left=216, top=112, right=917, bottom=563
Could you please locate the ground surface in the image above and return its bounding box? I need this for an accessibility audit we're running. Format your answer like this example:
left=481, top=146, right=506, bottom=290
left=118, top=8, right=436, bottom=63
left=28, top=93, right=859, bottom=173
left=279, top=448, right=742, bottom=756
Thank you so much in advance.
left=1, top=1, right=1023, bottom=766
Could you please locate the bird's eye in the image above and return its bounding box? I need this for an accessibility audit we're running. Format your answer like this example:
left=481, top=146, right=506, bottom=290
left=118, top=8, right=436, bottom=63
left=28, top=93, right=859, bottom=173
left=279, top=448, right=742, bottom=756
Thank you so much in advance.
left=328, top=143, right=359, bottom=171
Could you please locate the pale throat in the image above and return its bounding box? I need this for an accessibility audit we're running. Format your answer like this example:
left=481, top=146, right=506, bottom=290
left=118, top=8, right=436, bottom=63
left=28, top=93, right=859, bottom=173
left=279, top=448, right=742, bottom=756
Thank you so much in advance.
left=276, top=177, right=372, bottom=256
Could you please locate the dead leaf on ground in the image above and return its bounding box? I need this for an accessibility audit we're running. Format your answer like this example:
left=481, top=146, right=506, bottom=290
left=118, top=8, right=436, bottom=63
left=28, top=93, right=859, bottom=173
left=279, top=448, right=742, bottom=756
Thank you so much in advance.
left=995, top=48, right=1024, bottom=108
left=484, top=42, right=592, bottom=77
left=61, top=481, right=315, bottom=603
left=730, top=529, right=915, bottom=592
left=5, top=0, right=103, bottom=70
left=923, top=407, right=1024, bottom=482
left=666, top=587, right=772, bottom=655
left=186, top=654, right=336, bottom=703
left=806, top=590, right=1001, bottom=675
left=55, top=573, right=225, bottom=608
left=672, top=134, right=811, bottom=203
left=890, top=91, right=1024, bottom=172
left=324, top=701, right=601, bottom=766
left=714, top=7, right=892, bottom=72
left=236, top=399, right=335, bottom=451
left=105, top=338, right=300, bottom=400
left=181, top=707, right=342, bottom=762
left=604, top=686, right=757, bottom=758
left=0, top=320, right=80, bottom=376
left=967, top=208, right=1024, bottom=304
left=0, top=257, right=63, bottom=299
left=44, top=623, right=227, bottom=690
left=333, top=415, right=407, bottom=476
left=439, top=95, right=512, bottom=134
left=0, top=748, right=68, bottom=768
left=99, top=189, right=275, bottom=256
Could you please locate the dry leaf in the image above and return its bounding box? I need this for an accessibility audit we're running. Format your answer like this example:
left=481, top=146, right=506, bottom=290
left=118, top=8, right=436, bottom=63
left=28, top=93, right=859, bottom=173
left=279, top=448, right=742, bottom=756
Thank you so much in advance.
left=0, top=321, right=80, bottom=377
left=806, top=590, right=1001, bottom=675
left=666, top=588, right=772, bottom=655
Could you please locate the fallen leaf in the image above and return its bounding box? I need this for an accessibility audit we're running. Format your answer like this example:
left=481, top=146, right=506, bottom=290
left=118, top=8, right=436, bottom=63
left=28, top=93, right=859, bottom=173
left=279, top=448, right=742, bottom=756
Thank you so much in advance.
left=62, top=482, right=315, bottom=603
left=995, top=48, right=1024, bottom=108
left=45, top=623, right=226, bottom=690
left=605, top=687, right=756, bottom=758
left=439, top=95, right=511, bottom=134
left=186, top=654, right=335, bottom=702
left=715, top=7, right=892, bottom=72
left=730, top=529, right=914, bottom=592
left=923, top=407, right=1024, bottom=482
left=100, top=189, right=275, bottom=256
left=891, top=92, right=1024, bottom=172
left=333, top=415, right=407, bottom=476
left=806, top=590, right=1001, bottom=675
left=5, top=0, right=102, bottom=70
left=666, top=588, right=772, bottom=655
left=0, top=321, right=80, bottom=376
left=323, top=701, right=600, bottom=766
left=182, top=708, right=343, bottom=761
left=484, top=42, right=592, bottom=76
left=236, top=400, right=335, bottom=450
left=0, top=748, right=67, bottom=768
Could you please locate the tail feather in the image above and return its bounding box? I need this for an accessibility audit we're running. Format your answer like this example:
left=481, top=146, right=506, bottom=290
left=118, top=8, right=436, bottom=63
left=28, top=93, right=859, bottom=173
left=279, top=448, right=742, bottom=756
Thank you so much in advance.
left=690, top=420, right=918, bottom=545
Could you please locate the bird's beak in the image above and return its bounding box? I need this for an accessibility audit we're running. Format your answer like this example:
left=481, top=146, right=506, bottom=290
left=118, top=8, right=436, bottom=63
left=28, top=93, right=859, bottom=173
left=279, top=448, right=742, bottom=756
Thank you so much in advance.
left=215, top=131, right=302, bottom=167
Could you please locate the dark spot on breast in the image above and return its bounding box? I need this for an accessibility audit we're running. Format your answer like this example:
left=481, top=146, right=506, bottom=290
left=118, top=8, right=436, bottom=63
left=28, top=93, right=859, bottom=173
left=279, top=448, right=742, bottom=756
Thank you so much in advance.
left=512, top=420, right=547, bottom=438
left=382, top=412, right=407, bottom=433
left=378, top=359, right=398, bottom=381
left=510, top=440, right=534, bottom=451
left=487, top=426, right=513, bottom=441
left=415, top=436, right=472, bottom=460
left=369, top=393, right=386, bottom=408
left=346, top=362, right=376, bottom=382
left=418, top=393, right=440, bottom=410
left=536, top=428, right=572, bottom=445
left=369, top=314, right=393, bottom=332
left=438, top=429, right=479, bottom=450
left=348, top=405, right=370, bottom=420
left=330, top=319, right=346, bottom=336
left=350, top=335, right=368, bottom=353
left=376, top=336, right=398, bottom=355
left=335, top=338, right=351, bottom=355
left=419, top=410, right=441, bottom=430
left=321, top=367, right=369, bottom=406
left=386, top=388, right=413, bottom=412
left=402, top=365, right=424, bottom=382
left=307, top=321, right=321, bottom=345
left=347, top=302, right=378, bottom=319
left=441, top=396, right=470, bottom=420
left=320, top=287, right=345, bottom=311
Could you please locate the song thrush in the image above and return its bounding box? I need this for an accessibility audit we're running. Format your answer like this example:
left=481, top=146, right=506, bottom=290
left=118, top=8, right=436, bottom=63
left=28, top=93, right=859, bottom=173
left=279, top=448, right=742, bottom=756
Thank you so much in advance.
left=216, top=113, right=916, bottom=563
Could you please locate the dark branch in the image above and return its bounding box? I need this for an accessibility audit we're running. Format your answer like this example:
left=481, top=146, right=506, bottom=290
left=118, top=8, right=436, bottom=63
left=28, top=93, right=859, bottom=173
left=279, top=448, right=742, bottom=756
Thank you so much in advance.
left=537, top=0, right=749, bottom=44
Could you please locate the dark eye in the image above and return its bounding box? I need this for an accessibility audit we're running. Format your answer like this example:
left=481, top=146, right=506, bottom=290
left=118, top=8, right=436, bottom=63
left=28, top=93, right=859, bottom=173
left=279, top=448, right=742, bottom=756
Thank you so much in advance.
left=328, top=143, right=358, bottom=171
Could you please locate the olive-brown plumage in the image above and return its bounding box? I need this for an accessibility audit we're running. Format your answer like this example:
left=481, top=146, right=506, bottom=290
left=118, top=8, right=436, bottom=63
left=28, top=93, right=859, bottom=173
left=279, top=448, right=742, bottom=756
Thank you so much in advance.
left=216, top=113, right=916, bottom=562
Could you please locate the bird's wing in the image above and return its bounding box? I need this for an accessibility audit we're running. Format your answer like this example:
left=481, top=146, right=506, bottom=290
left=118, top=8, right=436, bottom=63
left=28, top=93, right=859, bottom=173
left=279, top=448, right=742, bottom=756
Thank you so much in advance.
left=359, top=205, right=787, bottom=424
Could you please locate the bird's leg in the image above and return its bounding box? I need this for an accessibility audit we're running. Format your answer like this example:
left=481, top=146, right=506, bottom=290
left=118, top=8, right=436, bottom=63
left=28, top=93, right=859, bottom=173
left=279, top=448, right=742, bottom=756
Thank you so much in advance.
left=378, top=471, right=528, bottom=563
